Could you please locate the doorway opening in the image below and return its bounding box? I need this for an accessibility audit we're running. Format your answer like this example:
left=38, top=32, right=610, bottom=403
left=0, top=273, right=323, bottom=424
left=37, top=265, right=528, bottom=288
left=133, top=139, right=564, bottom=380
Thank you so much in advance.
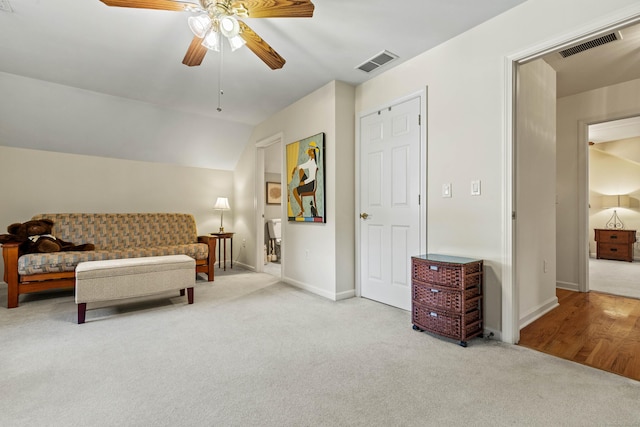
left=512, top=13, right=640, bottom=381
left=506, top=12, right=640, bottom=344
left=587, top=116, right=640, bottom=299
left=256, top=133, right=283, bottom=278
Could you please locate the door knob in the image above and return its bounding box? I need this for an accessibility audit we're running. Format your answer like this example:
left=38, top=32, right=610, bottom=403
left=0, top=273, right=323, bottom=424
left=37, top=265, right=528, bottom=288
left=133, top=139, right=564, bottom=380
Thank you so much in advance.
left=360, top=213, right=369, bottom=219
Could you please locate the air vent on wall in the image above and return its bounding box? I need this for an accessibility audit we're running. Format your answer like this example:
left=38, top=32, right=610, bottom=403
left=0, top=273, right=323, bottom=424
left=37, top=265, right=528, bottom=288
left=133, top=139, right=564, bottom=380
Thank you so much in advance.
left=0, top=0, right=13, bottom=13
left=356, top=50, right=398, bottom=73
left=559, top=32, right=621, bottom=58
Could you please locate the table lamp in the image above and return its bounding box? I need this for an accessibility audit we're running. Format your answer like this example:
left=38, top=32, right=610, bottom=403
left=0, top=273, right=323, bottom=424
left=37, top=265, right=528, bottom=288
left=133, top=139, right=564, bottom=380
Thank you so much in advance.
left=214, top=197, right=230, bottom=232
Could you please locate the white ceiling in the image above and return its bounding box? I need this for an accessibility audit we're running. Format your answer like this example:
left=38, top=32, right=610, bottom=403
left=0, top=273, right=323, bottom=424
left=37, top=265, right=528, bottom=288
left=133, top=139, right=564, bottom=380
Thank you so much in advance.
left=589, top=116, right=640, bottom=143
left=543, top=22, right=640, bottom=98
left=4, top=1, right=639, bottom=169
left=541, top=21, right=640, bottom=144
left=0, top=0, right=526, bottom=168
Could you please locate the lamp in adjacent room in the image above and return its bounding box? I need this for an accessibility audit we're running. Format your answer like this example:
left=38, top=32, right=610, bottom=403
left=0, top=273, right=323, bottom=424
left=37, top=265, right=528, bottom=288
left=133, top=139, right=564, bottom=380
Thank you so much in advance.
left=602, top=194, right=629, bottom=229
left=214, top=197, right=230, bottom=232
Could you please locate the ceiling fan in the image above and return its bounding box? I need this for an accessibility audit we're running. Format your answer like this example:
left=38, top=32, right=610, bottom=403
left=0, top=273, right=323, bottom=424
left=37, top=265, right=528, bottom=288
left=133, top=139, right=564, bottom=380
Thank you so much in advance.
left=99, top=0, right=315, bottom=70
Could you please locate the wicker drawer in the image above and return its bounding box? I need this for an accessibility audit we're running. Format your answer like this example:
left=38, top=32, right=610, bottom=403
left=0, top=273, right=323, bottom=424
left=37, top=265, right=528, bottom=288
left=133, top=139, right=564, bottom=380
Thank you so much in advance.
left=411, top=259, right=482, bottom=289
left=412, top=302, right=482, bottom=342
left=412, top=281, right=480, bottom=313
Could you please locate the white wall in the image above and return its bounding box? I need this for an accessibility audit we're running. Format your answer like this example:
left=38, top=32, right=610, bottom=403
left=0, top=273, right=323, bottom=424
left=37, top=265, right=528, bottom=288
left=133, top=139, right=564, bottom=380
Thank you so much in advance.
left=234, top=80, right=356, bottom=300
left=355, top=0, right=640, bottom=334
left=0, top=146, right=233, bottom=281
left=516, top=59, right=558, bottom=328
left=0, top=72, right=252, bottom=171
left=557, top=78, right=640, bottom=288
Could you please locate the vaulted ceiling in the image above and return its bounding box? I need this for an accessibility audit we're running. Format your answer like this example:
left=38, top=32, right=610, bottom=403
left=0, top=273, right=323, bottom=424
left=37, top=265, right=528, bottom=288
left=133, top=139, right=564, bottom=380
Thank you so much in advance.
left=3, top=1, right=639, bottom=170
left=0, top=0, right=526, bottom=168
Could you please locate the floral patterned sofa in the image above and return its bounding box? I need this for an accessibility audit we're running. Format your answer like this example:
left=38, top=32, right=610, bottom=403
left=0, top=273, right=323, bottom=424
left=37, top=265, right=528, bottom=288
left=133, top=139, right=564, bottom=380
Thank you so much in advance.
left=1, top=213, right=216, bottom=308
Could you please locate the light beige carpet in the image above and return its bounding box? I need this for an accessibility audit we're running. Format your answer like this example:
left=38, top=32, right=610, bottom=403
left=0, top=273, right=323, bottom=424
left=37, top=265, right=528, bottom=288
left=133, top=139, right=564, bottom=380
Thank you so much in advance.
left=1, top=269, right=639, bottom=426
left=589, top=257, right=640, bottom=299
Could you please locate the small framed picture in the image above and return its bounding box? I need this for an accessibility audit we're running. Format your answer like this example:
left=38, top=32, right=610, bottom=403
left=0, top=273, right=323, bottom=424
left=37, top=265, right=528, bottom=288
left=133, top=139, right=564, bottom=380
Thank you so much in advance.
left=266, top=182, right=282, bottom=205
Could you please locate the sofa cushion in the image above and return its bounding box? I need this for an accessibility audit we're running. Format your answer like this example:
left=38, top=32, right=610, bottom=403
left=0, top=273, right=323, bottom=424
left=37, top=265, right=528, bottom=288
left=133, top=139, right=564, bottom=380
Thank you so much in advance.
left=31, top=213, right=199, bottom=251
left=18, top=244, right=208, bottom=275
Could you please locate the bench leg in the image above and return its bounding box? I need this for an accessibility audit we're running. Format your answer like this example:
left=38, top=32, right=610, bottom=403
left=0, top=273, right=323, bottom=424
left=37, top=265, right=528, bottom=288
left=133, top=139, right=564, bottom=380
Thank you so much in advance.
left=78, top=303, right=87, bottom=324
left=187, top=287, right=194, bottom=304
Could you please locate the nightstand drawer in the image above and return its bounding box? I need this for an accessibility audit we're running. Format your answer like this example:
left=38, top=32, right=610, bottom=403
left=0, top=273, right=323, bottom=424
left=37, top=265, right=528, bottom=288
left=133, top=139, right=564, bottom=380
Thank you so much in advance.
left=597, top=243, right=631, bottom=260
left=595, top=229, right=636, bottom=244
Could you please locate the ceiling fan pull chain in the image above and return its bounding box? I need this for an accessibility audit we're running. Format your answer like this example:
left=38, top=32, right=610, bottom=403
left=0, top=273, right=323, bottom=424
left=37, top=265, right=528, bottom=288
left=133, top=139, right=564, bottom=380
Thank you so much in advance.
left=217, top=41, right=224, bottom=112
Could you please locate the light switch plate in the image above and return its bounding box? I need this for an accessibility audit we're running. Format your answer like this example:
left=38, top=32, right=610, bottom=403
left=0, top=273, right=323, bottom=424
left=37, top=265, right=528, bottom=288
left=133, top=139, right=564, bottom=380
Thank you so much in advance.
left=442, top=183, right=452, bottom=198
left=471, top=180, right=481, bottom=196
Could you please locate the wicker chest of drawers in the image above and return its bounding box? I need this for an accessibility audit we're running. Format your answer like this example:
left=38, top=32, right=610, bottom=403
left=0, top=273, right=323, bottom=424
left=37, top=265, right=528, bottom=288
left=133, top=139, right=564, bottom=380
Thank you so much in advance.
left=411, top=254, right=483, bottom=347
left=594, top=229, right=636, bottom=262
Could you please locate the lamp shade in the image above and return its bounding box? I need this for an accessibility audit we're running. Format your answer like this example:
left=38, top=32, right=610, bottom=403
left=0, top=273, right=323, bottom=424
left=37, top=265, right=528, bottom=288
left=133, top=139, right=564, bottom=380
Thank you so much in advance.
left=188, top=14, right=212, bottom=38
left=228, top=35, right=247, bottom=52
left=214, top=197, right=230, bottom=210
left=202, top=29, right=221, bottom=51
left=602, top=195, right=630, bottom=208
left=219, top=15, right=240, bottom=38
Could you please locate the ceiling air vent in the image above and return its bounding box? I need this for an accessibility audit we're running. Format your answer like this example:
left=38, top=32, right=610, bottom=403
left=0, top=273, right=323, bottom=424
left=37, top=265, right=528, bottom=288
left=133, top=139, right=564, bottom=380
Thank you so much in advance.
left=559, top=32, right=621, bottom=58
left=356, top=50, right=398, bottom=73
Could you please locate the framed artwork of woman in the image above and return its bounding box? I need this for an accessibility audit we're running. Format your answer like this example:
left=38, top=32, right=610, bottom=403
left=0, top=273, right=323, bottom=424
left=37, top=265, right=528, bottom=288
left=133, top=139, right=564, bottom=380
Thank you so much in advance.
left=286, top=133, right=325, bottom=223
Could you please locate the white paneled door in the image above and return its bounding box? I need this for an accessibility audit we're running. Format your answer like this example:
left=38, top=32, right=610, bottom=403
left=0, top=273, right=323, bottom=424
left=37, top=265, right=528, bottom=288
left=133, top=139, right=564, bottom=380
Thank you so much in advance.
left=359, top=97, right=421, bottom=310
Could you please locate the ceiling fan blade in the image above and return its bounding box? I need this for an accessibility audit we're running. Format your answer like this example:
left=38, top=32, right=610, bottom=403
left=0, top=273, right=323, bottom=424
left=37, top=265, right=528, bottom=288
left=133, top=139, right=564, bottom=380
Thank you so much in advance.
left=182, top=36, right=208, bottom=66
left=99, top=0, right=194, bottom=11
left=239, top=21, right=286, bottom=70
left=232, top=0, right=314, bottom=18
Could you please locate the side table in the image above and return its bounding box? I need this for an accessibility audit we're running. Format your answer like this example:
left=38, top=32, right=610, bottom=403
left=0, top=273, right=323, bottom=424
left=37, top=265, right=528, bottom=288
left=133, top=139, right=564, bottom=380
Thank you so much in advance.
left=210, top=232, right=234, bottom=271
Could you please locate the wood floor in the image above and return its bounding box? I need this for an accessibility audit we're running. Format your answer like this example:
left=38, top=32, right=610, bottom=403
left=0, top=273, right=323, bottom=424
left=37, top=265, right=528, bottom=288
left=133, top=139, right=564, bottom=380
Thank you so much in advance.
left=519, top=289, right=640, bottom=382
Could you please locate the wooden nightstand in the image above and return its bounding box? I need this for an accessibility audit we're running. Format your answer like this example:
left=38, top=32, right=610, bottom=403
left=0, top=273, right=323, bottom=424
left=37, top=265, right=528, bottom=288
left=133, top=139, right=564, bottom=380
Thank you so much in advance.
left=210, top=232, right=235, bottom=270
left=594, top=229, right=636, bottom=262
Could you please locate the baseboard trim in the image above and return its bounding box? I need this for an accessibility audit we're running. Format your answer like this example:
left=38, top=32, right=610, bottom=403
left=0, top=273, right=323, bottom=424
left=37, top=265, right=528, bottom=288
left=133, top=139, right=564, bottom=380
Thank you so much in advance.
left=484, top=327, right=502, bottom=342
left=519, top=296, right=559, bottom=329
left=284, top=277, right=340, bottom=301
left=335, top=289, right=356, bottom=300
left=556, top=281, right=579, bottom=291
left=284, top=279, right=355, bottom=301
left=232, top=261, right=255, bottom=272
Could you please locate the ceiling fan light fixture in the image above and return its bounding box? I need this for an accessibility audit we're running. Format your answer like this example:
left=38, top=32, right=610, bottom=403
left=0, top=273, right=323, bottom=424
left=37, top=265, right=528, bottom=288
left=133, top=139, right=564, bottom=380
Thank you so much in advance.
left=227, top=35, right=246, bottom=52
left=219, top=15, right=240, bottom=38
left=188, top=14, right=212, bottom=38
left=201, top=29, right=221, bottom=52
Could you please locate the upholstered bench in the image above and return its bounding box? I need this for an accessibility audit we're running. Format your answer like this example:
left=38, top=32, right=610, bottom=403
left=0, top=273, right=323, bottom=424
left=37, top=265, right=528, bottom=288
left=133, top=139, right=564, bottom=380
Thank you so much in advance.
left=75, top=255, right=195, bottom=324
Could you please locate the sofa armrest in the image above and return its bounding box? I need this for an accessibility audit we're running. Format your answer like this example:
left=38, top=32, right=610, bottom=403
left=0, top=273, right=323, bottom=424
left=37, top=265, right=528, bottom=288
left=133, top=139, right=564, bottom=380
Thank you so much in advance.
left=198, top=235, right=217, bottom=281
left=1, top=242, right=20, bottom=308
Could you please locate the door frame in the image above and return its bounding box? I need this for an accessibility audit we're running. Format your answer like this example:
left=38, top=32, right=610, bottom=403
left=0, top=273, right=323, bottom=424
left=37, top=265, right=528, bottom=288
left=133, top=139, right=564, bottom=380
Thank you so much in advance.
left=355, top=89, right=428, bottom=299
left=503, top=5, right=640, bottom=344
left=255, top=132, right=284, bottom=276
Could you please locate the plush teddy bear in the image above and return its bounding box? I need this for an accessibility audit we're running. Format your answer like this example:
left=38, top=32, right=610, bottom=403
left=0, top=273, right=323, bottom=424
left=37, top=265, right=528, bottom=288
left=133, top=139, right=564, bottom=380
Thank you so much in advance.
left=0, top=219, right=95, bottom=255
